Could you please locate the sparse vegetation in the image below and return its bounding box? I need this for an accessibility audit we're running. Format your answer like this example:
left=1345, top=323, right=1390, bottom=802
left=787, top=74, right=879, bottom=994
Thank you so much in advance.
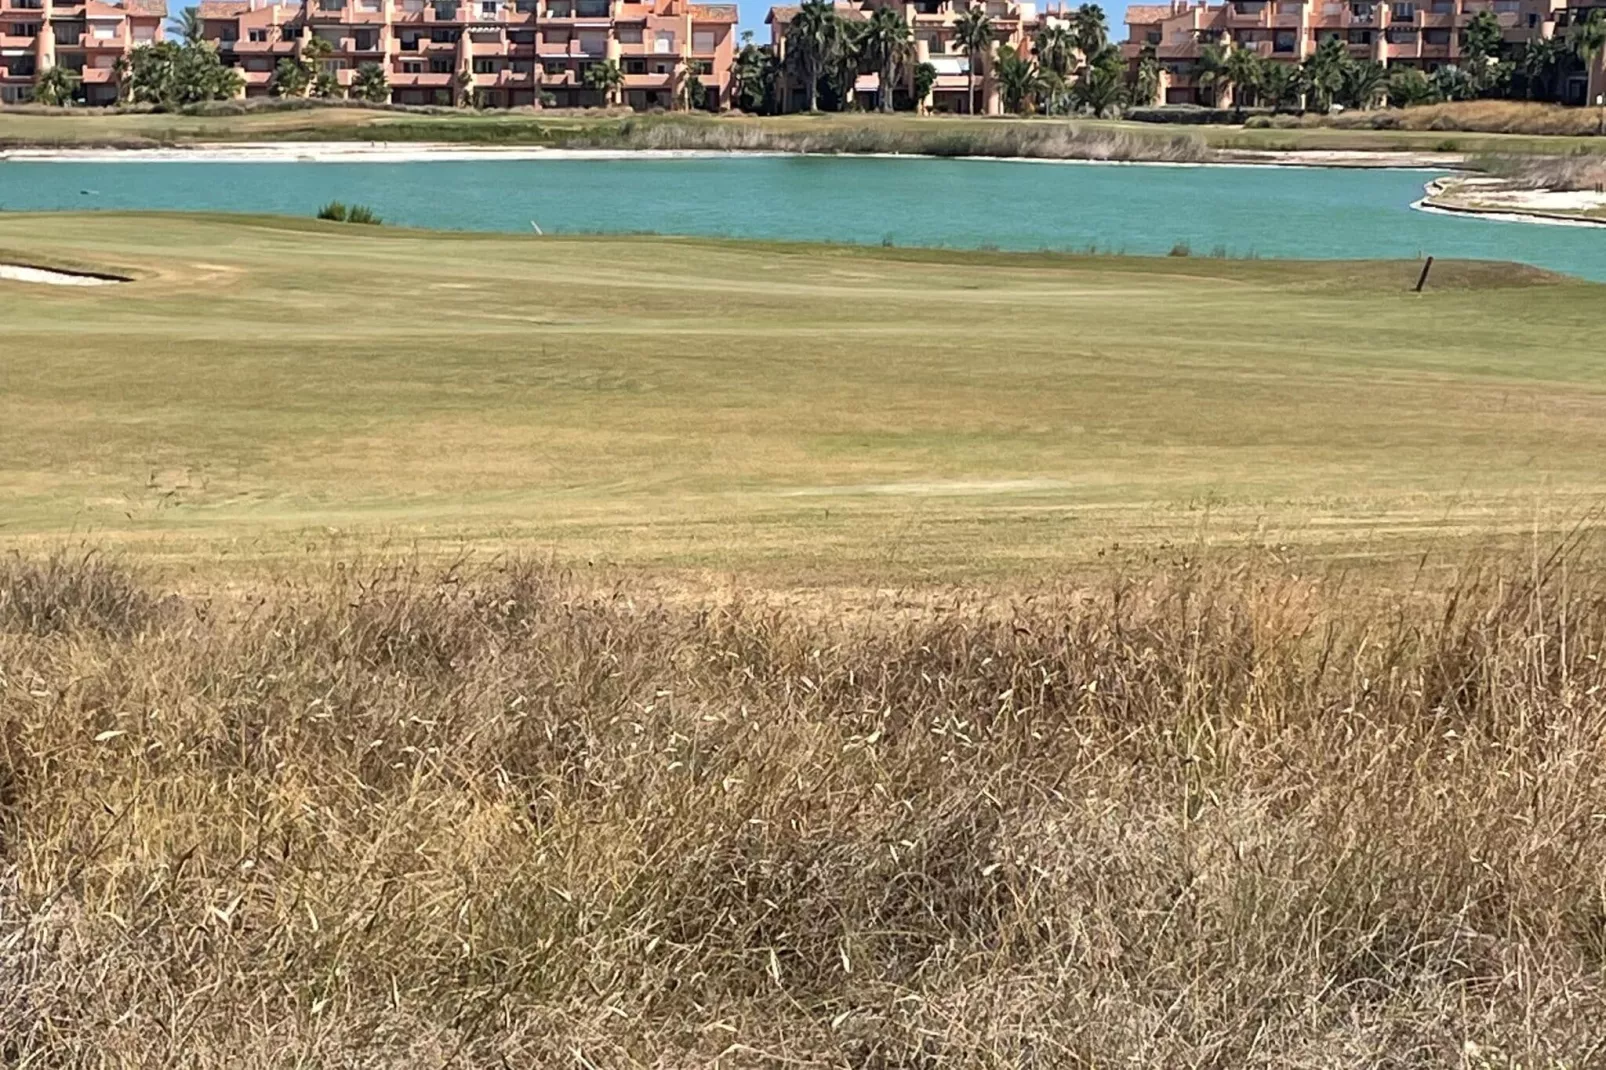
left=315, top=200, right=382, bottom=224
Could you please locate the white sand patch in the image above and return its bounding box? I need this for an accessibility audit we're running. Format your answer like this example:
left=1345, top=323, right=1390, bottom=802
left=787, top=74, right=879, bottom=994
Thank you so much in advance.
left=0, top=141, right=1457, bottom=170
left=0, top=263, right=123, bottom=286
left=1416, top=175, right=1606, bottom=228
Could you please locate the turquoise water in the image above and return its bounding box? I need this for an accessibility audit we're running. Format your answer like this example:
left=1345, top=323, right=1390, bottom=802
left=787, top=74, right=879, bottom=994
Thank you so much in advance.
left=3, top=154, right=1605, bottom=279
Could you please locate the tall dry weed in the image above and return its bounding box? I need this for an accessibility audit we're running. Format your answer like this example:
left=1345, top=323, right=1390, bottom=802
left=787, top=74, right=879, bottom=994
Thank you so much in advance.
left=0, top=551, right=1602, bottom=1066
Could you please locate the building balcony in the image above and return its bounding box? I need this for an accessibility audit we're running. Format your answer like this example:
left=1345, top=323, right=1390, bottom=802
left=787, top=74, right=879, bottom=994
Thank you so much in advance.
left=0, top=33, right=38, bottom=47
left=390, top=69, right=455, bottom=85
left=621, top=70, right=670, bottom=87
left=232, top=38, right=298, bottom=52
left=82, top=35, right=129, bottom=49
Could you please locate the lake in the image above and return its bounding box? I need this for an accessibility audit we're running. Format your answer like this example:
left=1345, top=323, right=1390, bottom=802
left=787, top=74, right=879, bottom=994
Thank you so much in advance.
left=2, top=153, right=1604, bottom=279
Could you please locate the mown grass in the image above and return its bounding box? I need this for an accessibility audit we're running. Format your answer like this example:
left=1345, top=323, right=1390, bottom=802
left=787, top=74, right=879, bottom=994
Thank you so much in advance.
left=0, top=546, right=1603, bottom=1065
left=1, top=213, right=1603, bottom=581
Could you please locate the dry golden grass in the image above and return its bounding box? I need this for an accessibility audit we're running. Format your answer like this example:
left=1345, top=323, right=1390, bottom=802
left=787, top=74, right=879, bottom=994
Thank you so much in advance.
left=2, top=546, right=1604, bottom=1066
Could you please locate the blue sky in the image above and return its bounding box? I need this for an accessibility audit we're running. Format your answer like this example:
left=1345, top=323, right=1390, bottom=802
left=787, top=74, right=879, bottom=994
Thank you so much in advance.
left=732, top=0, right=1133, bottom=40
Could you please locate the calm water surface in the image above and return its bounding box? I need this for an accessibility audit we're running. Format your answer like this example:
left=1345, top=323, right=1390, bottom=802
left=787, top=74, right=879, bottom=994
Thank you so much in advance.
left=3, top=155, right=1604, bottom=279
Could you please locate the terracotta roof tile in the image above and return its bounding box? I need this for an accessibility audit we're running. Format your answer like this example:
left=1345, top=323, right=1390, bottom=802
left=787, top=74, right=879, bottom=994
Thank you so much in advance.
left=123, top=0, right=169, bottom=13
left=1124, top=4, right=1174, bottom=22
left=689, top=3, right=738, bottom=18
left=196, top=0, right=249, bottom=15
left=767, top=2, right=867, bottom=23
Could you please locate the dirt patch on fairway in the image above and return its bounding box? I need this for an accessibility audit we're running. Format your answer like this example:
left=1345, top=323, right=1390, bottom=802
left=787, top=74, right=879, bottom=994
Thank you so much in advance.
left=783, top=478, right=1069, bottom=497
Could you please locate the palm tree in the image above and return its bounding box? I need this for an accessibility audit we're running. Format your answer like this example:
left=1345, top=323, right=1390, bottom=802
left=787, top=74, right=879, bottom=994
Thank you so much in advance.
left=1194, top=40, right=1229, bottom=107
left=826, top=18, right=865, bottom=110
left=351, top=60, right=390, bottom=103
left=1518, top=35, right=1562, bottom=101
left=992, top=44, right=1040, bottom=113
left=1070, top=61, right=1123, bottom=115
left=175, top=4, right=204, bottom=44
left=1259, top=59, right=1300, bottom=111
left=582, top=58, right=624, bottom=105
left=1033, top=23, right=1074, bottom=78
left=1071, top=3, right=1107, bottom=64
left=1222, top=43, right=1263, bottom=112
left=1570, top=9, right=1606, bottom=133
left=33, top=65, right=79, bottom=106
left=1386, top=65, right=1434, bottom=107
left=951, top=4, right=995, bottom=115
left=1338, top=58, right=1386, bottom=109
left=861, top=6, right=911, bottom=113
left=732, top=35, right=778, bottom=113
left=1300, top=35, right=1348, bottom=112
left=1131, top=42, right=1160, bottom=106
left=681, top=66, right=707, bottom=109
left=271, top=56, right=310, bottom=96
left=785, top=0, right=839, bottom=113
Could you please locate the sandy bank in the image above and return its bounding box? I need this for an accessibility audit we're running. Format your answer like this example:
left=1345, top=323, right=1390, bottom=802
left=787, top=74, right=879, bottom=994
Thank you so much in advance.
left=1418, top=174, right=1606, bottom=227
left=0, top=140, right=1463, bottom=169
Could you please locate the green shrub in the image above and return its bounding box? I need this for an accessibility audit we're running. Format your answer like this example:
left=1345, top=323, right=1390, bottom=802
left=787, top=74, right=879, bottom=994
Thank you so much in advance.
left=316, top=201, right=382, bottom=225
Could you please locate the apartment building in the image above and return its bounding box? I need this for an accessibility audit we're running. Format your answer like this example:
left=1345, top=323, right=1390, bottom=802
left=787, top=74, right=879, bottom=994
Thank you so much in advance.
left=197, top=0, right=736, bottom=108
left=768, top=0, right=1052, bottom=112
left=0, top=0, right=163, bottom=104
left=1123, top=0, right=1583, bottom=105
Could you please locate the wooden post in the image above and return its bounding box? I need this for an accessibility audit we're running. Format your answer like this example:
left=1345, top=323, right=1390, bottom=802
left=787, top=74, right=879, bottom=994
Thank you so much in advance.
left=1414, top=256, right=1434, bottom=293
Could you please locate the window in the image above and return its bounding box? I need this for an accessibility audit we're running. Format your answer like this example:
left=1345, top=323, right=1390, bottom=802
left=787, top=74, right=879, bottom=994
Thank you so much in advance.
left=1385, top=25, right=1416, bottom=39
left=1348, top=28, right=1371, bottom=41
left=575, top=0, right=607, bottom=14
left=354, top=30, right=378, bottom=48
left=1145, top=29, right=1160, bottom=42
left=356, top=0, right=380, bottom=8
left=318, top=0, right=342, bottom=10
left=653, top=29, right=673, bottom=52
left=246, top=56, right=271, bottom=69
left=0, top=84, right=34, bottom=102
left=132, top=25, right=154, bottom=41
left=624, top=57, right=645, bottom=71
left=1390, top=2, right=1415, bottom=16
left=429, top=56, right=452, bottom=71
left=1424, top=26, right=1450, bottom=41
left=1273, top=28, right=1295, bottom=49
left=91, top=22, right=117, bottom=38
left=510, top=29, right=535, bottom=42
left=692, top=29, right=714, bottom=52
left=11, top=0, right=41, bottom=8
left=473, top=56, right=497, bottom=71
left=248, top=28, right=268, bottom=40
left=403, top=0, right=424, bottom=10
left=1429, top=0, right=1451, bottom=11
left=577, top=29, right=605, bottom=52
left=651, top=59, right=671, bottom=72
left=546, top=1, right=572, bottom=14
left=480, top=0, right=498, bottom=14
left=10, top=21, right=40, bottom=35
left=692, top=59, right=712, bottom=74
left=514, top=0, right=537, bottom=10
left=53, top=21, right=84, bottom=43
left=617, top=24, right=641, bottom=42
left=434, top=1, right=458, bottom=17
left=7, top=56, right=35, bottom=75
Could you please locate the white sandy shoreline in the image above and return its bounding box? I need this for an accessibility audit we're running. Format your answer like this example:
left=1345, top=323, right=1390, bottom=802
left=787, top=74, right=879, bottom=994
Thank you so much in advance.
left=0, top=140, right=1461, bottom=170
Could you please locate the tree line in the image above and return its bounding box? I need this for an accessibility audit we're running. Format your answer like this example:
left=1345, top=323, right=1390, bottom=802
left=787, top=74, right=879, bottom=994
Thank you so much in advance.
left=733, top=0, right=1134, bottom=115
left=1191, top=8, right=1606, bottom=113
